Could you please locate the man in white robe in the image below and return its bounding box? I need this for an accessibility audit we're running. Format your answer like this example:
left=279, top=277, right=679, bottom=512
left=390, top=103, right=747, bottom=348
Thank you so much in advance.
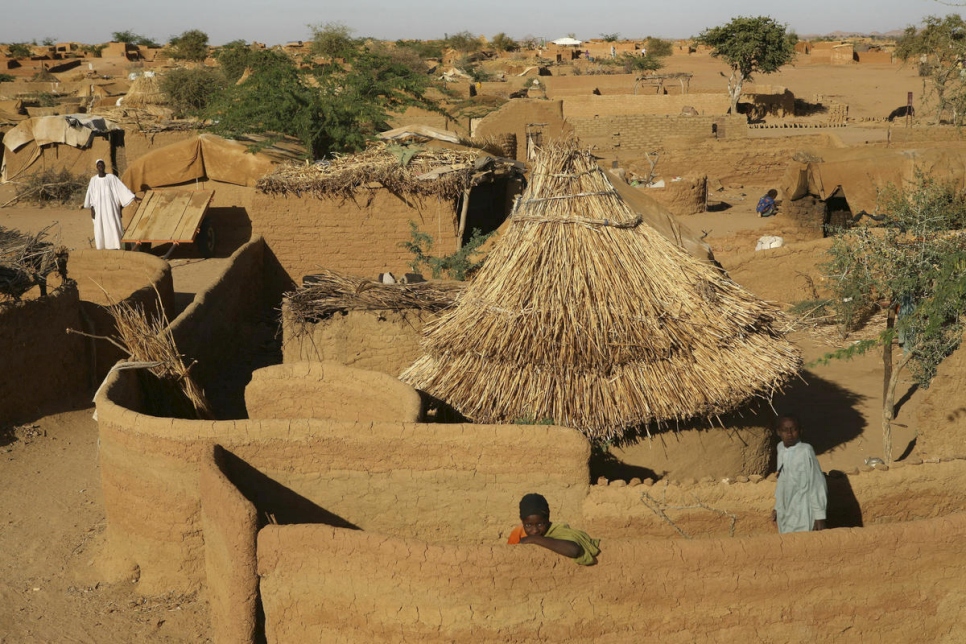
left=83, top=159, right=139, bottom=250
left=773, top=416, right=827, bottom=534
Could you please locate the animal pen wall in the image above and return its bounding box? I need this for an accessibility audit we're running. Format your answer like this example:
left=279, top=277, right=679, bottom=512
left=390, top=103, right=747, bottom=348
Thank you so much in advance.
left=0, top=250, right=172, bottom=424
left=95, top=353, right=966, bottom=641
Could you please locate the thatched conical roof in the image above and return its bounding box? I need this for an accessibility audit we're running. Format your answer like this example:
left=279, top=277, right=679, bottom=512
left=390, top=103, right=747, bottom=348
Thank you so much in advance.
left=400, top=139, right=801, bottom=440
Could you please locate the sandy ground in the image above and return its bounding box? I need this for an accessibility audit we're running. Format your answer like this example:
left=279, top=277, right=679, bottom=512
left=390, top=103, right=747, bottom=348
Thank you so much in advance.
left=0, top=52, right=942, bottom=640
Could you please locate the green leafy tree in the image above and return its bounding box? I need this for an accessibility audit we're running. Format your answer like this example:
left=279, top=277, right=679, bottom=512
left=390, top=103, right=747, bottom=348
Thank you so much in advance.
left=401, top=223, right=493, bottom=280
left=395, top=39, right=444, bottom=60
left=168, top=29, right=210, bottom=62
left=444, top=31, right=482, bottom=54
left=819, top=171, right=966, bottom=462
left=213, top=39, right=256, bottom=83
left=896, top=14, right=966, bottom=124
left=7, top=43, right=32, bottom=58
left=696, top=15, right=796, bottom=114
left=41, top=37, right=56, bottom=47
left=490, top=33, right=519, bottom=52
left=159, top=67, right=228, bottom=116
left=309, top=22, right=357, bottom=58
left=643, top=37, right=673, bottom=57
left=112, top=30, right=161, bottom=47
left=600, top=33, right=620, bottom=42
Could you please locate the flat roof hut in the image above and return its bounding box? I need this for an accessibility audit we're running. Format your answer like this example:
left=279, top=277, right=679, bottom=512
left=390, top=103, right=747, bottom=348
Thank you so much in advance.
left=401, top=139, right=801, bottom=440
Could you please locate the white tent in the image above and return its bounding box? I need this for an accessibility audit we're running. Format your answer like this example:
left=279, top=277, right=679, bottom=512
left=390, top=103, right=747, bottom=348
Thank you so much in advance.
left=551, top=37, right=582, bottom=46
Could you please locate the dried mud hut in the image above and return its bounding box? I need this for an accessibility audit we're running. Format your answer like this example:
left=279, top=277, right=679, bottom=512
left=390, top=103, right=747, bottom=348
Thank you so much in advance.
left=251, top=141, right=525, bottom=294
left=402, top=139, right=802, bottom=442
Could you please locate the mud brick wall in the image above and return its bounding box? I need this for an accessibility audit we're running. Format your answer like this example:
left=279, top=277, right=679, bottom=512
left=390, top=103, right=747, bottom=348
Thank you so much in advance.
left=71, top=250, right=174, bottom=384
left=473, top=99, right=572, bottom=161
left=888, top=126, right=966, bottom=143
left=250, top=189, right=460, bottom=295
left=569, top=114, right=746, bottom=152
left=281, top=305, right=435, bottom=377
left=244, top=362, right=423, bottom=422
left=387, top=106, right=469, bottom=135
left=0, top=283, right=86, bottom=423
left=917, top=334, right=966, bottom=460
left=96, top=365, right=590, bottom=594
left=857, top=50, right=895, bottom=64
left=169, top=238, right=264, bottom=390
left=200, top=446, right=259, bottom=644
left=562, top=93, right=731, bottom=118
left=256, top=509, right=966, bottom=642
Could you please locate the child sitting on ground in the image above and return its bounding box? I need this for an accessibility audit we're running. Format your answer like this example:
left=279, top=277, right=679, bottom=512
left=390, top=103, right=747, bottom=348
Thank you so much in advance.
left=507, top=493, right=600, bottom=565
left=756, top=189, right=778, bottom=218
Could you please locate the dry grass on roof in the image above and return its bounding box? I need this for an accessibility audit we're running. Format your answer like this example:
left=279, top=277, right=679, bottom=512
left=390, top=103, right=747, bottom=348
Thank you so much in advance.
left=256, top=142, right=485, bottom=201
left=122, top=74, right=167, bottom=107
left=401, top=138, right=802, bottom=441
left=286, top=268, right=464, bottom=323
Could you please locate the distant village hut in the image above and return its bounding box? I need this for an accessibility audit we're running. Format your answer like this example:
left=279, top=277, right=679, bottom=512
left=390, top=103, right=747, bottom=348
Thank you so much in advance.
left=402, top=139, right=801, bottom=442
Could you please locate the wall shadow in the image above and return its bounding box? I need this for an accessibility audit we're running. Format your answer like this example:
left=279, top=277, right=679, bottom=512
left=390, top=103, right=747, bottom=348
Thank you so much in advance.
left=826, top=470, right=863, bottom=529
left=771, top=369, right=867, bottom=456
left=218, top=448, right=359, bottom=529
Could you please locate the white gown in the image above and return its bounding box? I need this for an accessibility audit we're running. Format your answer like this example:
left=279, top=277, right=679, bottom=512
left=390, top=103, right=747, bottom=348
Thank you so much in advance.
left=83, top=174, right=136, bottom=250
left=774, top=441, right=828, bottom=534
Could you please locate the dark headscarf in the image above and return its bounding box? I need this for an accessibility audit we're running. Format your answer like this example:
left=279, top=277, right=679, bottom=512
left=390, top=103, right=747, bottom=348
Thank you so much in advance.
left=519, top=493, right=550, bottom=519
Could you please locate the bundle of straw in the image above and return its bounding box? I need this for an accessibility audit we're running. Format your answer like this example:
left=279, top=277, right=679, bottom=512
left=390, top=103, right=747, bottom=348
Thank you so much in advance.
left=286, top=268, right=464, bottom=323
left=122, top=74, right=167, bottom=107
left=401, top=138, right=802, bottom=441
left=70, top=291, right=213, bottom=420
left=256, top=142, right=484, bottom=202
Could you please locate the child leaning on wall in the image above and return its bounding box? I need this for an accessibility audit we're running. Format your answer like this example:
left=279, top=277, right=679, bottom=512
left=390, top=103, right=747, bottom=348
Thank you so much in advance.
left=772, top=416, right=828, bottom=534
left=507, top=493, right=600, bottom=565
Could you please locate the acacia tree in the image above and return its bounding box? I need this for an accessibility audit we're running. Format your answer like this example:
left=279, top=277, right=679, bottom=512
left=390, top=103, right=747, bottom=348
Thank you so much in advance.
left=205, top=41, right=442, bottom=157
left=896, top=14, right=966, bottom=124
left=820, top=172, right=966, bottom=463
left=168, top=29, right=210, bottom=62
left=696, top=16, right=795, bottom=114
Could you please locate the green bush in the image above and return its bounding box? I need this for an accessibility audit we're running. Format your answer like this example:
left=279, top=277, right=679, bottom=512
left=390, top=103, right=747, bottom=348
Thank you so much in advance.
left=168, top=29, right=209, bottom=62
left=400, top=223, right=493, bottom=281
left=7, top=43, right=32, bottom=58
left=159, top=67, right=228, bottom=115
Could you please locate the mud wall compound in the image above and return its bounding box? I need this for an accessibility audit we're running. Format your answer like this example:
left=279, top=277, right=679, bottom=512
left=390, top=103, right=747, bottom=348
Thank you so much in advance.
left=281, top=304, right=433, bottom=377
left=253, top=510, right=966, bottom=642
left=917, top=333, right=966, bottom=460
left=249, top=190, right=460, bottom=295
left=96, top=367, right=590, bottom=594
left=244, top=362, right=423, bottom=422
left=71, top=250, right=174, bottom=383
left=0, top=283, right=86, bottom=423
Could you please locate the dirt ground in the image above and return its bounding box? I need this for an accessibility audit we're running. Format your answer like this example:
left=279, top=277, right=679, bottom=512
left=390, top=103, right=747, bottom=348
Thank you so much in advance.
left=0, top=53, right=947, bottom=641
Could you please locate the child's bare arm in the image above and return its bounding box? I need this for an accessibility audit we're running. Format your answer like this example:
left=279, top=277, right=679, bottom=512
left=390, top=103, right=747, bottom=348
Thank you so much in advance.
left=520, top=534, right=583, bottom=559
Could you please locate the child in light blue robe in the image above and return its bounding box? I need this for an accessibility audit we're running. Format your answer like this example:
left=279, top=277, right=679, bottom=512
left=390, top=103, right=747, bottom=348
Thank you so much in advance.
left=773, top=416, right=828, bottom=533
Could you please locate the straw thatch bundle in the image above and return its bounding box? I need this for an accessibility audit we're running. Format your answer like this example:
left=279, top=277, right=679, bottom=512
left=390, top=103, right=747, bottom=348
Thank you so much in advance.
left=286, top=269, right=464, bottom=323
left=401, top=139, right=802, bottom=440
left=70, top=291, right=213, bottom=420
left=122, top=74, right=167, bottom=107
left=256, top=142, right=487, bottom=202
left=0, top=225, right=68, bottom=301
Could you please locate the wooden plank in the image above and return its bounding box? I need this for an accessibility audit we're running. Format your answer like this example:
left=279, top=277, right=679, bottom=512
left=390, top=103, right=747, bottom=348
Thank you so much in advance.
left=123, top=189, right=214, bottom=244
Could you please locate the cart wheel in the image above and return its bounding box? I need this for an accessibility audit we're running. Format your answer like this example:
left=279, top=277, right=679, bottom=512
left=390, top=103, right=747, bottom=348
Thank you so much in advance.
left=196, top=218, right=216, bottom=258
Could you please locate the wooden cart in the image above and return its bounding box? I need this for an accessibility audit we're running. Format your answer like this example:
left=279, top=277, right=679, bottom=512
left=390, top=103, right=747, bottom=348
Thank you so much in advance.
left=122, top=189, right=216, bottom=259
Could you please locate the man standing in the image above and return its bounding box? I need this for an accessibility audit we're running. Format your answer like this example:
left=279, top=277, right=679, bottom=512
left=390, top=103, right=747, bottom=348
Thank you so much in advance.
left=83, top=159, right=139, bottom=250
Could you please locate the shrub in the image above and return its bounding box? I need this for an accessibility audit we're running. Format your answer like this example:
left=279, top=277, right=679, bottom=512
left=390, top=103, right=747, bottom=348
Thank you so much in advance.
left=7, top=43, right=32, bottom=58
left=168, top=29, right=209, bottom=62
left=159, top=67, right=228, bottom=115
left=16, top=169, right=87, bottom=205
